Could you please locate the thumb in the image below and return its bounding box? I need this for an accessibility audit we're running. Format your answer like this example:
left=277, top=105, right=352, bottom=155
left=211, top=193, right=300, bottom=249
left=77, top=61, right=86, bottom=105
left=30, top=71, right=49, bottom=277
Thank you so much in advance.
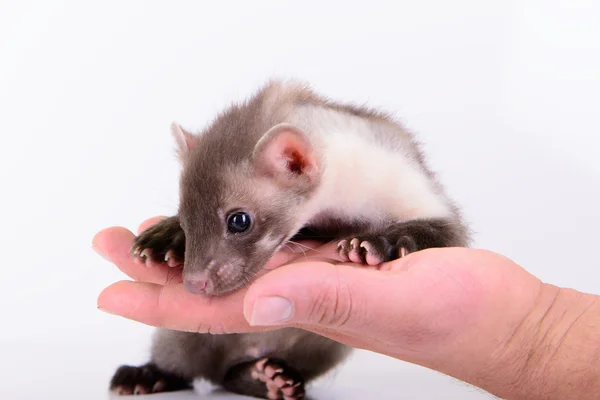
left=243, top=248, right=550, bottom=400
left=242, top=247, right=540, bottom=358
left=243, top=260, right=394, bottom=330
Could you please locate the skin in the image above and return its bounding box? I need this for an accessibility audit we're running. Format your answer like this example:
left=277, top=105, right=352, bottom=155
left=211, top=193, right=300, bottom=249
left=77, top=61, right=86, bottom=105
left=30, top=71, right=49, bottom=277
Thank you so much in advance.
left=94, top=217, right=600, bottom=400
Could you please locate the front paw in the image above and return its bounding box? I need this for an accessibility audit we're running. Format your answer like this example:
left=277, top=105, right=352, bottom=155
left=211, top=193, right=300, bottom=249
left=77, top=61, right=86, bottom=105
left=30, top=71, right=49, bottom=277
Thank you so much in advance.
left=337, top=236, right=413, bottom=265
left=110, top=363, right=190, bottom=395
left=131, top=217, right=185, bottom=268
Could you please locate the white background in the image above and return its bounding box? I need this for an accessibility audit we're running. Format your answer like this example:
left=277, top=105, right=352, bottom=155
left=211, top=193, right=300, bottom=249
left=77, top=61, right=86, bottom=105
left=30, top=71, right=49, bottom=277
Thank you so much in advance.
left=1, top=1, right=599, bottom=399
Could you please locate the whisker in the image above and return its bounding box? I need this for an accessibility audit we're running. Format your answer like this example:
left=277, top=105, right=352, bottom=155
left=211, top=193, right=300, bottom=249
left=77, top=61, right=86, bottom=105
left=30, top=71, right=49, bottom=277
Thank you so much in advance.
left=287, top=241, right=319, bottom=251
left=287, top=240, right=323, bottom=257
left=164, top=266, right=172, bottom=285
left=164, top=265, right=183, bottom=285
left=169, top=269, right=182, bottom=285
left=291, top=242, right=307, bottom=259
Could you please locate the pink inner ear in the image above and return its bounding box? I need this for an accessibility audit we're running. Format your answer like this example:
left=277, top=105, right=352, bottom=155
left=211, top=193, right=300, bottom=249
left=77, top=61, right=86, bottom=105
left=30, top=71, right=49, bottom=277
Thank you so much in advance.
left=262, top=130, right=317, bottom=179
left=171, top=123, right=196, bottom=160
left=183, top=132, right=195, bottom=151
left=285, top=149, right=306, bottom=175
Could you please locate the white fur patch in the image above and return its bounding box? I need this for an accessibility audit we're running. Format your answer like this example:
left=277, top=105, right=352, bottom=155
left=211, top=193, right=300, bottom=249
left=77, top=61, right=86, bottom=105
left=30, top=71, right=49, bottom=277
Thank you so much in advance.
left=216, top=262, right=239, bottom=283
left=257, top=233, right=282, bottom=251
left=245, top=346, right=262, bottom=358
left=290, top=106, right=451, bottom=223
left=192, top=379, right=218, bottom=396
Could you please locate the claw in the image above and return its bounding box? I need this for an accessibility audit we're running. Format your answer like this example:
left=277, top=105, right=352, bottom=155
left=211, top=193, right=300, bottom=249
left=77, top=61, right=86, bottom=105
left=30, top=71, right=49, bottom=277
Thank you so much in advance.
left=165, top=250, right=182, bottom=267
left=251, top=359, right=305, bottom=400
left=140, top=249, right=151, bottom=260
left=337, top=240, right=350, bottom=261
left=265, top=365, right=284, bottom=378
left=255, top=358, right=269, bottom=371
left=152, top=380, right=166, bottom=393
left=133, top=384, right=147, bottom=395
left=360, top=241, right=382, bottom=265
left=399, top=247, right=408, bottom=258
left=347, top=242, right=363, bottom=263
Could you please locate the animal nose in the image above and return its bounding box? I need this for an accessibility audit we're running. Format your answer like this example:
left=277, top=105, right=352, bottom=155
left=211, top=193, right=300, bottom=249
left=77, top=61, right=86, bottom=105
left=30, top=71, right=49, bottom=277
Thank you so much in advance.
left=184, top=274, right=211, bottom=294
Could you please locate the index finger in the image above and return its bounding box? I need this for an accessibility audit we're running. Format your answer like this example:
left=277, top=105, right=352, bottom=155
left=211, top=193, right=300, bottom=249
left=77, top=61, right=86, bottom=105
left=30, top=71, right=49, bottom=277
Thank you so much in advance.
left=92, top=218, right=180, bottom=285
left=97, top=280, right=270, bottom=334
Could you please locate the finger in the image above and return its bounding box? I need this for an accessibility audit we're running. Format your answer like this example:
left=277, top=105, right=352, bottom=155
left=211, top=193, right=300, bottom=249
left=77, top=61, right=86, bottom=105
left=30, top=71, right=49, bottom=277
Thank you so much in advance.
left=263, top=250, right=301, bottom=270
left=244, top=260, right=390, bottom=329
left=244, top=247, right=541, bottom=361
left=92, top=226, right=180, bottom=285
left=243, top=251, right=468, bottom=331
left=137, top=216, right=167, bottom=235
left=97, top=280, right=267, bottom=334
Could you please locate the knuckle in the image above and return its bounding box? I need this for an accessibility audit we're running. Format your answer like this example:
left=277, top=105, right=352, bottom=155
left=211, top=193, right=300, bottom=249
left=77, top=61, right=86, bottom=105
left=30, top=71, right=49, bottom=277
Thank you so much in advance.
left=308, top=271, right=353, bottom=327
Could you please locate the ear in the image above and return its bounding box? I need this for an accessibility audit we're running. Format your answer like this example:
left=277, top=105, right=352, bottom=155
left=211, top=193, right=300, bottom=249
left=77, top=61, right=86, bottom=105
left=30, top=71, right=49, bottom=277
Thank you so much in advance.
left=252, top=123, right=319, bottom=187
left=171, top=122, right=196, bottom=162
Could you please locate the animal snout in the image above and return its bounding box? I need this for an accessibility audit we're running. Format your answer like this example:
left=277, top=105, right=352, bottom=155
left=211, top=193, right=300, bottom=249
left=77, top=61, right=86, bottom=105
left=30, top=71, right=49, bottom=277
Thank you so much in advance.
left=184, top=272, right=213, bottom=295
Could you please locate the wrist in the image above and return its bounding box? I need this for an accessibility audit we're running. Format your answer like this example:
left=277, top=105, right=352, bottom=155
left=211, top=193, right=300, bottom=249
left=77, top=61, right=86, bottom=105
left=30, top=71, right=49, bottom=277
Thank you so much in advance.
left=494, top=284, right=600, bottom=400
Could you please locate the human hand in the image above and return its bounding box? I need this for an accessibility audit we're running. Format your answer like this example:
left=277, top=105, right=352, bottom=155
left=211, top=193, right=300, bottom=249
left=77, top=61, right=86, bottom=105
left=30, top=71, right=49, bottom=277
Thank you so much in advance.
left=94, top=217, right=600, bottom=400
left=93, top=216, right=333, bottom=334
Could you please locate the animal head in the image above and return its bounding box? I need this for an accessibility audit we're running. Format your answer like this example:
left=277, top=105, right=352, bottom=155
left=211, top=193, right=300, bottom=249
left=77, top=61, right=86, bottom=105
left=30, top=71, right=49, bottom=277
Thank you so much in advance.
left=172, top=117, right=321, bottom=296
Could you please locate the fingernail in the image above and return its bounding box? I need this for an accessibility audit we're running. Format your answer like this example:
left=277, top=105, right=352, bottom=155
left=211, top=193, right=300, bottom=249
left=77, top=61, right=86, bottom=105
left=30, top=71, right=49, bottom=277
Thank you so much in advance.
left=92, top=243, right=111, bottom=262
left=250, top=296, right=293, bottom=326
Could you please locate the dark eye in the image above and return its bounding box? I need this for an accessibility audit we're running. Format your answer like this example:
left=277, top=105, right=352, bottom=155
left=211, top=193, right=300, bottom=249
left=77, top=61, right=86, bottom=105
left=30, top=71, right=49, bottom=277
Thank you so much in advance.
left=227, top=211, right=251, bottom=233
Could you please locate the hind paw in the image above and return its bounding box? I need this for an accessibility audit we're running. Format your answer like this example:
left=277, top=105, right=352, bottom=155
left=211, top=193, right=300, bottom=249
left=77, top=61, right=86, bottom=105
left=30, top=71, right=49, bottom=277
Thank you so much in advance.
left=252, top=358, right=305, bottom=400
left=109, top=363, right=190, bottom=395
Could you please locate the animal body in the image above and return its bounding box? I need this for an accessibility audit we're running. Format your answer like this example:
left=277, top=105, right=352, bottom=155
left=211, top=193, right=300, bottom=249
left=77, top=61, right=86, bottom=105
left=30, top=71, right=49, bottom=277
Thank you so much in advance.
left=109, top=80, right=469, bottom=399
